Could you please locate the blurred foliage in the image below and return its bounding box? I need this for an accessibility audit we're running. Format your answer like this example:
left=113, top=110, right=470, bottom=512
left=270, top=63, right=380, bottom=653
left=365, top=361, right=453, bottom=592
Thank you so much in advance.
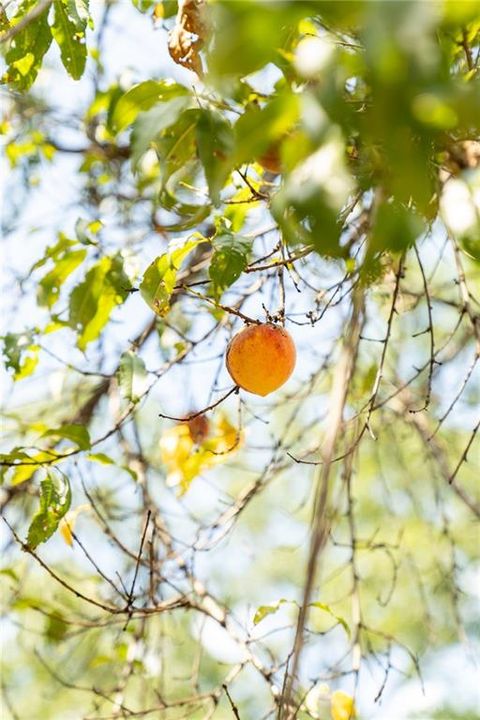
left=1, top=1, right=479, bottom=719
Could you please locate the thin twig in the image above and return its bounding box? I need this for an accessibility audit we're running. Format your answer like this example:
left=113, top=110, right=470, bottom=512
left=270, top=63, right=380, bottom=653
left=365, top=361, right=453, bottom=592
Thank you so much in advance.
left=278, top=288, right=365, bottom=719
left=223, top=685, right=241, bottom=719
left=123, top=510, right=152, bottom=630
left=0, top=0, right=53, bottom=43
left=158, top=385, right=239, bottom=422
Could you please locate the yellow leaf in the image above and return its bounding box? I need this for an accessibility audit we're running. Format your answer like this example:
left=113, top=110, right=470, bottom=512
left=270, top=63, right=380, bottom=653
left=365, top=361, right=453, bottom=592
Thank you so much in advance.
left=58, top=505, right=90, bottom=547
left=153, top=3, right=164, bottom=19
left=159, top=413, right=242, bottom=493
left=160, top=424, right=194, bottom=469
left=59, top=518, right=73, bottom=547
left=331, top=691, right=356, bottom=720
left=205, top=414, right=241, bottom=455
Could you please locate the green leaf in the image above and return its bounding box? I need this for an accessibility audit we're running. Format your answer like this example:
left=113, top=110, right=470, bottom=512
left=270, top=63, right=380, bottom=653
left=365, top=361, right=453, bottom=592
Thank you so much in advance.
left=0, top=4, right=10, bottom=32
left=209, top=233, right=251, bottom=296
left=117, top=351, right=148, bottom=404
left=253, top=599, right=288, bottom=625
left=131, top=0, right=156, bottom=11
left=1, top=331, right=40, bottom=381
left=151, top=0, right=177, bottom=18
left=87, top=452, right=137, bottom=481
left=369, top=201, right=425, bottom=256
left=139, top=237, right=203, bottom=316
left=196, top=109, right=234, bottom=205
left=75, top=217, right=102, bottom=244
left=208, top=1, right=306, bottom=80
left=26, top=470, right=72, bottom=550
left=4, top=450, right=58, bottom=486
left=0, top=568, right=19, bottom=582
left=460, top=236, right=480, bottom=263
left=29, top=233, right=76, bottom=274
left=272, top=131, right=353, bottom=256
left=86, top=452, right=114, bottom=465
left=131, top=95, right=192, bottom=167
left=51, top=0, right=88, bottom=80
left=68, top=254, right=129, bottom=350
left=37, top=248, right=87, bottom=307
left=233, top=91, right=300, bottom=167
left=42, top=424, right=91, bottom=450
left=111, top=80, right=189, bottom=133
left=154, top=108, right=201, bottom=190
left=45, top=612, right=69, bottom=643
left=65, top=0, right=90, bottom=28
left=310, top=602, right=350, bottom=637
left=1, top=448, right=33, bottom=484
left=253, top=598, right=350, bottom=637
left=4, top=0, right=53, bottom=90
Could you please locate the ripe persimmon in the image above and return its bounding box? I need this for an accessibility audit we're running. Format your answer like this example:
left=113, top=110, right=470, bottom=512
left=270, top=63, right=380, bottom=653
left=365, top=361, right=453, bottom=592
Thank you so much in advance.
left=226, top=323, right=296, bottom=396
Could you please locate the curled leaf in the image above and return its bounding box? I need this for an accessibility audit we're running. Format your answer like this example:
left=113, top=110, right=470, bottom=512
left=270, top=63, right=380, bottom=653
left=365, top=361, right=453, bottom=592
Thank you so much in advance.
left=168, top=0, right=208, bottom=76
left=139, top=237, right=203, bottom=316
left=117, top=351, right=148, bottom=404
left=26, top=470, right=71, bottom=550
left=253, top=599, right=288, bottom=625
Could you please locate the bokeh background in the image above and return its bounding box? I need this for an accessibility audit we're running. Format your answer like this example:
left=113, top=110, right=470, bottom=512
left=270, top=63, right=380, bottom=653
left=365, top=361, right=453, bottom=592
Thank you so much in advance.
left=1, top=2, right=479, bottom=719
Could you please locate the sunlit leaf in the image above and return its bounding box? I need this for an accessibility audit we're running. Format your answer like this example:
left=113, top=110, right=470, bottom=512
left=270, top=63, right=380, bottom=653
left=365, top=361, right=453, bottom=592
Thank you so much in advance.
left=208, top=1, right=306, bottom=80
left=331, top=690, right=356, bottom=720
left=86, top=452, right=114, bottom=465
left=253, top=599, right=288, bottom=625
left=272, top=131, right=354, bottom=256
left=37, top=248, right=87, bottom=307
left=112, top=80, right=189, bottom=133
left=59, top=517, right=74, bottom=546
left=86, top=452, right=137, bottom=481
left=6, top=451, right=58, bottom=486
left=26, top=470, right=72, bottom=550
left=29, top=233, right=76, bottom=274
left=310, top=602, right=350, bottom=637
left=4, top=0, right=52, bottom=90
left=139, top=237, right=203, bottom=316
left=196, top=108, right=234, bottom=205
left=209, top=233, right=251, bottom=297
left=159, top=412, right=241, bottom=493
left=131, top=95, right=192, bottom=167
left=233, top=91, right=300, bottom=168
left=0, top=568, right=19, bottom=582
left=117, top=351, right=148, bottom=403
left=1, top=332, right=40, bottom=381
left=51, top=0, right=88, bottom=80
left=42, top=424, right=91, bottom=450
left=68, top=254, right=129, bottom=350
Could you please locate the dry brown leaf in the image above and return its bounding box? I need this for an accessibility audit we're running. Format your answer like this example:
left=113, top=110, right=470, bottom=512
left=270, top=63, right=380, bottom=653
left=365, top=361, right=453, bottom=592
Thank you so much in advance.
left=443, top=140, right=480, bottom=176
left=168, top=0, right=208, bottom=76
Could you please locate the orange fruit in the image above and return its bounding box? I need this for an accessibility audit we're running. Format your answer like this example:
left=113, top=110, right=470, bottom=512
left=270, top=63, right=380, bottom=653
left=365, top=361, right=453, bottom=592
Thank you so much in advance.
left=226, top=323, right=296, bottom=396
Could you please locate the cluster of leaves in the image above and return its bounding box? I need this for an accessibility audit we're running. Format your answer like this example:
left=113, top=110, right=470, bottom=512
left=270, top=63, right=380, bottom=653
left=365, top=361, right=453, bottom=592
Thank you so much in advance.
left=2, top=0, right=478, bottom=372
left=2, top=0, right=92, bottom=89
